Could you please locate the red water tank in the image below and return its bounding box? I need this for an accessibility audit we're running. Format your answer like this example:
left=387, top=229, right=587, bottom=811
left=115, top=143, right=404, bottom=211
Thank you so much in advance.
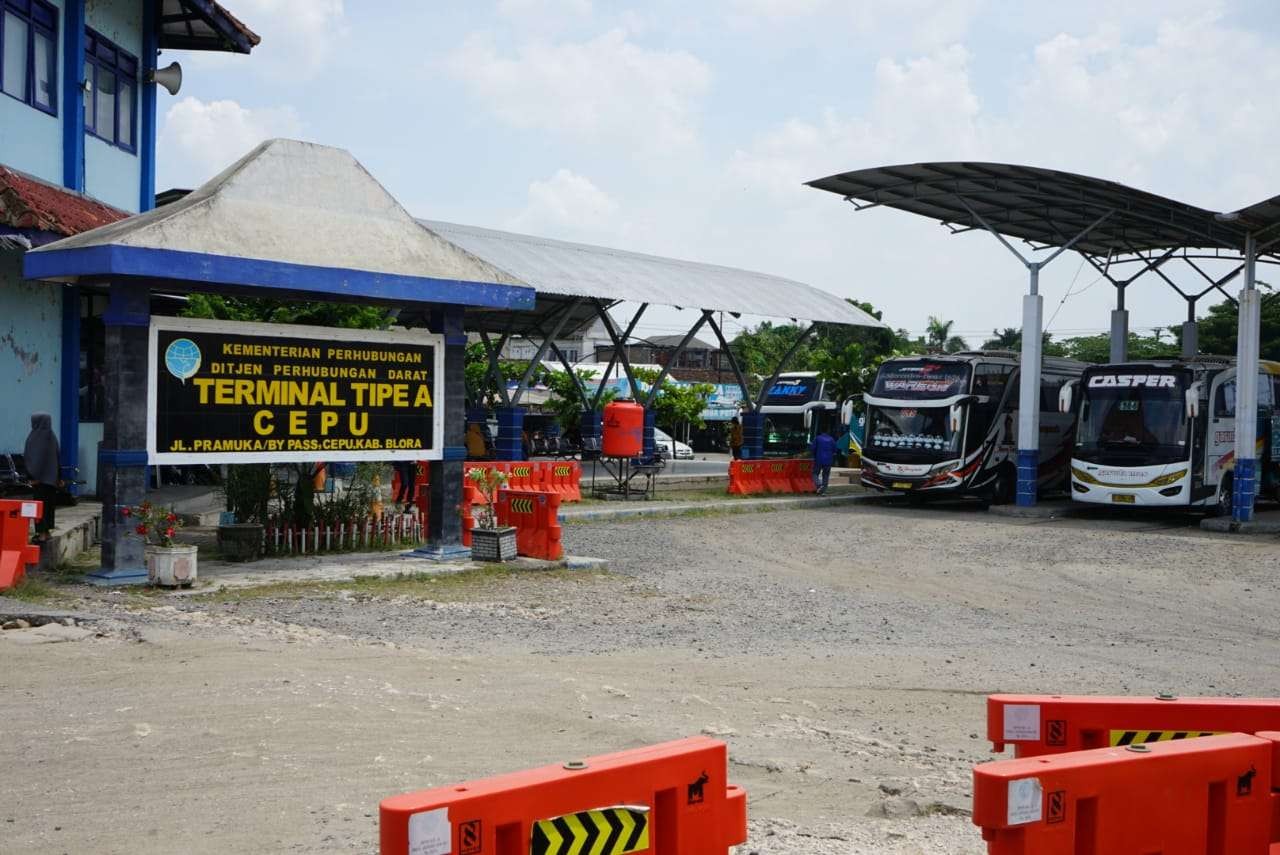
left=602, top=399, right=644, bottom=458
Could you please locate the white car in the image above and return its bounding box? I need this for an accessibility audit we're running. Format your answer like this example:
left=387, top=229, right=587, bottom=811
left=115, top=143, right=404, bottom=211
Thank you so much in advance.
left=654, top=427, right=694, bottom=459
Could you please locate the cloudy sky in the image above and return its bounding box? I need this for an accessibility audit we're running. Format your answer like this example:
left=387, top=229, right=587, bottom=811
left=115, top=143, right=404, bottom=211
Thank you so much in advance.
left=156, top=0, right=1280, bottom=346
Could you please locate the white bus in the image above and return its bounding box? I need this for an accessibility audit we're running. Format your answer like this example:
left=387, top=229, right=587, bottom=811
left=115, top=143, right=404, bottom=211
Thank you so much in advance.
left=760, top=372, right=838, bottom=457
left=860, top=352, right=1085, bottom=503
left=1063, top=358, right=1280, bottom=514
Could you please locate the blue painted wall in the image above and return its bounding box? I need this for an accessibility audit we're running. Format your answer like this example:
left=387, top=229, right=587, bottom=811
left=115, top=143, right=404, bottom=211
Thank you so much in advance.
left=0, top=252, right=62, bottom=455
left=0, top=0, right=66, bottom=185
left=84, top=0, right=142, bottom=212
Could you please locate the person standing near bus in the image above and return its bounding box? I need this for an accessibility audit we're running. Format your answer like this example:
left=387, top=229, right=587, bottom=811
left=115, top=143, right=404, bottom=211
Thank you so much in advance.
left=811, top=425, right=836, bottom=494
left=729, top=417, right=743, bottom=459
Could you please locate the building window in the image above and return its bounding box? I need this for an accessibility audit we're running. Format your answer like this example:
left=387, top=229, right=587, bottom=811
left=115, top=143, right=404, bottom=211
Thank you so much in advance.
left=84, top=28, right=136, bottom=153
left=0, top=0, right=58, bottom=115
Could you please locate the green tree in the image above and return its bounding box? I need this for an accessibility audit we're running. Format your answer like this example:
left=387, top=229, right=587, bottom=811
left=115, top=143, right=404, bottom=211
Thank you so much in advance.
left=1191, top=296, right=1280, bottom=360
left=182, top=294, right=394, bottom=329
left=1058, top=332, right=1180, bottom=364
left=925, top=316, right=968, bottom=353
left=980, top=327, right=1067, bottom=357
left=632, top=367, right=714, bottom=432
left=543, top=368, right=617, bottom=434
left=729, top=321, right=815, bottom=379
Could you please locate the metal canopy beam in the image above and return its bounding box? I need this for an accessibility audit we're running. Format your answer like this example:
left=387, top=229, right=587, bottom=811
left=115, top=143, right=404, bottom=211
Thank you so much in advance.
left=511, top=298, right=582, bottom=406
left=644, top=312, right=712, bottom=408
left=753, top=323, right=819, bottom=411
left=592, top=299, right=646, bottom=403
left=704, top=311, right=754, bottom=407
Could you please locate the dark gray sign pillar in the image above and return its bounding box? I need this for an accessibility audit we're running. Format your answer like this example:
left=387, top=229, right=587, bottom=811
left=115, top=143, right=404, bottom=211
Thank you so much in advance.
left=90, top=280, right=150, bottom=585
left=418, top=305, right=469, bottom=560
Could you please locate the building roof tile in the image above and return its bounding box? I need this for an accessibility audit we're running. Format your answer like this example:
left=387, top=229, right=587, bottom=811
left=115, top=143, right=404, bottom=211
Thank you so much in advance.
left=0, top=166, right=129, bottom=238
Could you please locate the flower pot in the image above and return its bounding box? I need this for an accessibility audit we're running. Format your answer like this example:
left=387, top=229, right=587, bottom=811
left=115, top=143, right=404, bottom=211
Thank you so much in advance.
left=217, top=523, right=264, bottom=562
left=470, top=526, right=517, bottom=562
left=145, top=544, right=199, bottom=587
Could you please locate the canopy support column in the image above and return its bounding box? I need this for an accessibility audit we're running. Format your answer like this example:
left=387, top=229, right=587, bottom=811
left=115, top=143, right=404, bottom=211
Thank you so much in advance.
left=1111, top=286, right=1128, bottom=364
left=704, top=310, right=754, bottom=408
left=477, top=331, right=511, bottom=407
left=1181, top=299, right=1199, bottom=361
left=961, top=200, right=1114, bottom=507
left=90, top=281, right=151, bottom=585
left=1234, top=234, right=1261, bottom=523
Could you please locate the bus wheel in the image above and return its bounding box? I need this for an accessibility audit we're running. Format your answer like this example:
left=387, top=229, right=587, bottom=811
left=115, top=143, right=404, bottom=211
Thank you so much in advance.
left=989, top=465, right=1016, bottom=505
left=1212, top=474, right=1234, bottom=517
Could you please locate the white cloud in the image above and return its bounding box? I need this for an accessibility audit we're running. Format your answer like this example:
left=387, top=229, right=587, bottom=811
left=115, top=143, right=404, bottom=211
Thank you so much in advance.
left=498, top=0, right=591, bottom=19
left=446, top=29, right=711, bottom=151
left=158, top=97, right=304, bottom=188
left=508, top=169, right=624, bottom=242
left=180, top=0, right=346, bottom=81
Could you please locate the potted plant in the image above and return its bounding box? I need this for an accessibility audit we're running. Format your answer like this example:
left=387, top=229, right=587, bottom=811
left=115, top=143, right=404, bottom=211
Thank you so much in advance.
left=467, top=467, right=516, bottom=561
left=217, top=464, right=270, bottom=562
left=123, top=502, right=197, bottom=587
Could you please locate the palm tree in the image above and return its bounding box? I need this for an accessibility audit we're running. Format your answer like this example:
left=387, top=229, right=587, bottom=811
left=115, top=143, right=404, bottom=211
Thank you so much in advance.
left=925, top=316, right=968, bottom=353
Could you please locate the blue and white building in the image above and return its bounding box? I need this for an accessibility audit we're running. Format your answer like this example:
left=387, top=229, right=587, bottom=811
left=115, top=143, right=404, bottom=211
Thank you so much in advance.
left=0, top=0, right=258, bottom=490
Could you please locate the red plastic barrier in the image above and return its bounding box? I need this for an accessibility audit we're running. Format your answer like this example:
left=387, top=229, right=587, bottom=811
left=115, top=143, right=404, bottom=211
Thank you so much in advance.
left=459, top=483, right=481, bottom=548
left=790, top=459, right=816, bottom=494
left=506, top=462, right=539, bottom=492
left=987, top=694, right=1280, bottom=758
left=763, top=460, right=792, bottom=494
left=545, top=462, right=581, bottom=502
left=973, top=732, right=1279, bottom=854
left=0, top=499, right=42, bottom=591
left=497, top=488, right=563, bottom=560
left=727, top=460, right=762, bottom=495
left=380, top=736, right=747, bottom=855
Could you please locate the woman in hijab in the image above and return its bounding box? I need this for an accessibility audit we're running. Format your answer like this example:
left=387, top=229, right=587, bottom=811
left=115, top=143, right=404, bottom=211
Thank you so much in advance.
left=23, top=413, right=60, bottom=541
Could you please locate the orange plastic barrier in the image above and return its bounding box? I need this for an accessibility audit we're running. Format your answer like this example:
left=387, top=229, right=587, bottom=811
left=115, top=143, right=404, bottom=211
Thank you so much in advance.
left=763, top=460, right=792, bottom=494
left=546, top=462, right=582, bottom=502
left=727, top=460, right=763, bottom=495
left=380, top=736, right=747, bottom=855
left=497, top=489, right=563, bottom=560
left=987, top=694, right=1280, bottom=758
left=506, top=462, right=539, bottom=492
left=0, top=499, right=42, bottom=591
left=790, top=459, right=816, bottom=494
left=973, top=732, right=1280, bottom=854
left=459, top=483, right=480, bottom=548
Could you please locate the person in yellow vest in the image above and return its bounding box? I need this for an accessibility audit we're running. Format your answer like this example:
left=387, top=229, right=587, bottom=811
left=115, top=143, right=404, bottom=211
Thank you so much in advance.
left=465, top=422, right=488, bottom=459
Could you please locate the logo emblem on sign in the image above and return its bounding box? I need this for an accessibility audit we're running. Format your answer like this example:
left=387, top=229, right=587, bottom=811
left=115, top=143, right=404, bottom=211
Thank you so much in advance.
left=164, top=338, right=202, bottom=383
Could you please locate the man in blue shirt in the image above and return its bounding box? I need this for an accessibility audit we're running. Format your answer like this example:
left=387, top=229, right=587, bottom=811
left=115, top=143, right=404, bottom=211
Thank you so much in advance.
left=811, top=426, right=837, bottom=494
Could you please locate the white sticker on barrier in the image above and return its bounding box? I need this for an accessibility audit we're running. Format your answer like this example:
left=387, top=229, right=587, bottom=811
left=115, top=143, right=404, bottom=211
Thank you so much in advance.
left=408, top=807, right=450, bottom=855
left=20, top=502, right=38, bottom=519
left=1002, top=704, right=1041, bottom=741
left=1007, top=777, right=1043, bottom=825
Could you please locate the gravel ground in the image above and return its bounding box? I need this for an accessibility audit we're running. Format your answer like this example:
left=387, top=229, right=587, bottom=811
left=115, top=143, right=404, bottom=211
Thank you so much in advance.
left=3, top=501, right=1279, bottom=854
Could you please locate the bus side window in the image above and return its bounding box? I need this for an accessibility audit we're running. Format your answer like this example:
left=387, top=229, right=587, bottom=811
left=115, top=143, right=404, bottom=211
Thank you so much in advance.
left=1258, top=374, right=1274, bottom=409
left=1039, top=376, right=1065, bottom=413
left=1214, top=380, right=1236, bottom=418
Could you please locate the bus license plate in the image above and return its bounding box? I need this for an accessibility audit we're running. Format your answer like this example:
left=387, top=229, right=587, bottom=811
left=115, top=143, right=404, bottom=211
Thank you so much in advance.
left=892, top=481, right=912, bottom=490
left=1111, top=494, right=1136, bottom=504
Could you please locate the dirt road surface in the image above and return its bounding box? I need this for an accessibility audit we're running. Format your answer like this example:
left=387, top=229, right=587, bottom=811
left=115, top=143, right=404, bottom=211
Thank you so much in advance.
left=4, top=502, right=1279, bottom=853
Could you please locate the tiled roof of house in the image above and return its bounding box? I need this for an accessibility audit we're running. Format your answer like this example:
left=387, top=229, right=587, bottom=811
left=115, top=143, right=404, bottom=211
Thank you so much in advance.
left=0, top=166, right=128, bottom=237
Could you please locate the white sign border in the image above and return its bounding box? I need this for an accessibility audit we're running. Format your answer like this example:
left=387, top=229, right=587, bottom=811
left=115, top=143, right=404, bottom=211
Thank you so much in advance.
left=146, top=316, right=445, bottom=464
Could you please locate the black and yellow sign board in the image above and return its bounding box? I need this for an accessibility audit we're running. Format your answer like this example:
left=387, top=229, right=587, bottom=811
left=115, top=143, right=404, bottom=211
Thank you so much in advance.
left=530, top=806, right=649, bottom=855
left=146, top=317, right=443, bottom=464
left=1109, top=730, right=1222, bottom=746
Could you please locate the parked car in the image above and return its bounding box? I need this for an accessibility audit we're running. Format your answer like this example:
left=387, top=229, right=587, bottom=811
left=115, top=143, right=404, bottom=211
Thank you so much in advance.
left=654, top=427, right=694, bottom=460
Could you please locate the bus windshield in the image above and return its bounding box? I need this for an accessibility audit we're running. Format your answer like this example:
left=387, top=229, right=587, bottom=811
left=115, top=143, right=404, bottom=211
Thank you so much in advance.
left=866, top=405, right=962, bottom=460
left=764, top=413, right=810, bottom=456
left=873, top=360, right=970, bottom=399
left=1075, top=372, right=1190, bottom=466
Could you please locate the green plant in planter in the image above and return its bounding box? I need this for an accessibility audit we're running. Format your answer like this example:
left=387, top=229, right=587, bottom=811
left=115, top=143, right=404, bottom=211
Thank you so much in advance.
left=122, top=502, right=184, bottom=547
left=222, top=464, right=271, bottom=524
left=467, top=467, right=508, bottom=529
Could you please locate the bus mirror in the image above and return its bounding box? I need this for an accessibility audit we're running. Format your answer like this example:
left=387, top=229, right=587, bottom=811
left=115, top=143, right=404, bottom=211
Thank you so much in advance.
left=803, top=409, right=813, bottom=430
left=1186, top=383, right=1202, bottom=420
left=1058, top=381, right=1075, bottom=414
left=949, top=402, right=963, bottom=432
left=840, top=400, right=854, bottom=425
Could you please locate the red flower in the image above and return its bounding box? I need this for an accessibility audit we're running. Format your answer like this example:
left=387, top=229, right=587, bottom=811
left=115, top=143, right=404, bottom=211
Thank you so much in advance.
left=135, top=524, right=148, bottom=535
left=166, top=513, right=177, bottom=523
left=121, top=507, right=132, bottom=517
left=165, top=527, right=175, bottom=538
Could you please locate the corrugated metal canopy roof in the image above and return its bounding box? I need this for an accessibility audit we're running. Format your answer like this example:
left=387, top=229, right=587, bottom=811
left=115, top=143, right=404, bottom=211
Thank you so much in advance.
left=420, top=219, right=885, bottom=333
left=159, top=0, right=260, bottom=54
left=806, top=162, right=1269, bottom=257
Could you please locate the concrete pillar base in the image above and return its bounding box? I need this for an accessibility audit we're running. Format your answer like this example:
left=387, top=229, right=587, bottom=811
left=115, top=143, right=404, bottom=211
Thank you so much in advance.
left=1233, top=458, right=1257, bottom=523
left=1015, top=449, right=1038, bottom=507
left=410, top=544, right=473, bottom=562
left=85, top=567, right=149, bottom=586
left=741, top=411, right=764, bottom=460
left=496, top=406, right=525, bottom=461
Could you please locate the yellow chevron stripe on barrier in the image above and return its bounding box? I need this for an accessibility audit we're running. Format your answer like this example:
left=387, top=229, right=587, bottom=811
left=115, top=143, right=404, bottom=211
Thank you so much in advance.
left=530, top=806, right=649, bottom=855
